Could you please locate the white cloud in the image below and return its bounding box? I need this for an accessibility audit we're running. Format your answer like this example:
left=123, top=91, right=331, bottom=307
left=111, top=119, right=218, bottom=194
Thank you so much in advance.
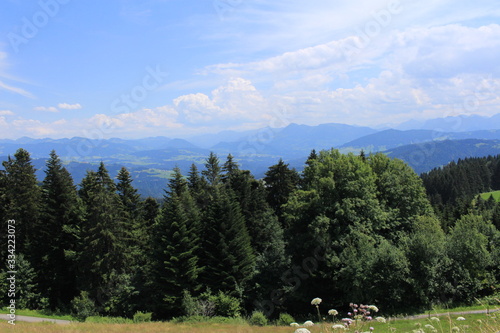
left=0, top=80, right=34, bottom=98
left=34, top=106, right=59, bottom=113
left=198, top=23, right=500, bottom=127
left=173, top=78, right=270, bottom=126
left=0, top=110, right=14, bottom=116
left=58, top=103, right=82, bottom=110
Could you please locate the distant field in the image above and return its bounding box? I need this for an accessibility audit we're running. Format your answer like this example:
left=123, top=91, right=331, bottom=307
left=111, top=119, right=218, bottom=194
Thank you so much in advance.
left=480, top=190, right=500, bottom=202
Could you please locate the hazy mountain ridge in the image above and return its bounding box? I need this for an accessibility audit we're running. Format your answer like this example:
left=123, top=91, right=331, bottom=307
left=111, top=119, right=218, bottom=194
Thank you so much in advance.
left=4, top=115, right=500, bottom=197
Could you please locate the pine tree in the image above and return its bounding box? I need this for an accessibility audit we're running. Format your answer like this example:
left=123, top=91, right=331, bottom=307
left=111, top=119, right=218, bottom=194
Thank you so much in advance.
left=152, top=167, right=202, bottom=318
left=2, top=149, right=42, bottom=267
left=263, top=159, right=300, bottom=223
left=78, top=162, right=134, bottom=315
left=39, top=151, right=83, bottom=308
left=201, top=188, right=255, bottom=297
left=202, top=152, right=221, bottom=187
left=116, top=167, right=142, bottom=221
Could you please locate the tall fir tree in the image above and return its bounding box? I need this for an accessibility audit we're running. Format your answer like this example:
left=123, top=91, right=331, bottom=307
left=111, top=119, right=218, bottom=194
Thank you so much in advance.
left=78, top=162, right=135, bottom=315
left=2, top=149, right=43, bottom=270
left=200, top=187, right=255, bottom=298
left=39, top=151, right=83, bottom=309
left=152, top=167, right=202, bottom=318
left=263, top=158, right=300, bottom=224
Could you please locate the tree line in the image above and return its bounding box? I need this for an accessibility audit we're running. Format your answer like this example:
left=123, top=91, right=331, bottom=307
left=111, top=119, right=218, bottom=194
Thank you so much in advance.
left=1, top=148, right=499, bottom=319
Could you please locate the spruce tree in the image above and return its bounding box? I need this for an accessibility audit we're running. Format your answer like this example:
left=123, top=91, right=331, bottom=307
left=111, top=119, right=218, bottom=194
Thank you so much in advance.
left=263, top=159, right=300, bottom=223
left=40, top=151, right=82, bottom=309
left=2, top=149, right=42, bottom=268
left=152, top=167, right=202, bottom=318
left=78, top=162, right=134, bottom=315
left=201, top=187, right=255, bottom=297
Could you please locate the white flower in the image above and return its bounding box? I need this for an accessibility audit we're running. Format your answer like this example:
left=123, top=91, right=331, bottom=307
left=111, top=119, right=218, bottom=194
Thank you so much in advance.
left=451, top=327, right=460, bottom=332
left=311, top=298, right=322, bottom=305
left=430, top=317, right=440, bottom=322
left=332, top=324, right=346, bottom=330
left=290, top=322, right=300, bottom=327
left=425, top=324, right=435, bottom=329
left=303, top=320, right=314, bottom=327
left=294, top=329, right=311, bottom=333
left=367, top=305, right=379, bottom=312
left=328, top=309, right=339, bottom=316
left=456, top=317, right=466, bottom=321
left=375, top=316, right=386, bottom=323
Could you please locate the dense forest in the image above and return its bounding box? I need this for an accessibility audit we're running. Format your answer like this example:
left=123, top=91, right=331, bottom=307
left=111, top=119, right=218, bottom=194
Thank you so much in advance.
left=1, top=148, right=500, bottom=320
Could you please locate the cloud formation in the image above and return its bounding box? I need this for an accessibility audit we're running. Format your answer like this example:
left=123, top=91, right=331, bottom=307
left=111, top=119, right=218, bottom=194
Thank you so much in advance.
left=58, top=103, right=82, bottom=110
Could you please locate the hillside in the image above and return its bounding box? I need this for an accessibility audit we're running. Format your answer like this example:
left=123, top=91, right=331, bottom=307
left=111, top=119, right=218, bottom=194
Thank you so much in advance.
left=386, top=139, right=500, bottom=174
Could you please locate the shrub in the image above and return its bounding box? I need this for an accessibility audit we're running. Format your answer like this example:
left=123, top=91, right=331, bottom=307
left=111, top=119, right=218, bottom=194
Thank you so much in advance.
left=210, top=291, right=241, bottom=317
left=133, top=311, right=152, bottom=323
left=71, top=291, right=96, bottom=322
left=249, top=310, right=268, bottom=326
left=277, top=313, right=295, bottom=326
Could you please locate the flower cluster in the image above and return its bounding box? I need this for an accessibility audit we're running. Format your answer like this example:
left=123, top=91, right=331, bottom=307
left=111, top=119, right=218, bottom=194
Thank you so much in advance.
left=348, top=303, right=378, bottom=321
left=290, top=299, right=387, bottom=332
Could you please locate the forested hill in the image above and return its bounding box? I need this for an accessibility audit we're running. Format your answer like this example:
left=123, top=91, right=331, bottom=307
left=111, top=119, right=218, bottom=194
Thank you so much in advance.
left=421, top=153, right=500, bottom=229
left=1, top=148, right=499, bottom=321
left=387, top=139, right=500, bottom=174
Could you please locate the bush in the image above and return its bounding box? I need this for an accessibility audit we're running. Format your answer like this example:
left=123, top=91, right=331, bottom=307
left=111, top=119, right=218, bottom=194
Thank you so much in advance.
left=71, top=291, right=96, bottom=322
left=133, top=311, right=152, bottom=323
left=249, top=310, right=268, bottom=326
left=210, top=291, right=241, bottom=317
left=181, top=289, right=241, bottom=318
left=276, top=313, right=295, bottom=326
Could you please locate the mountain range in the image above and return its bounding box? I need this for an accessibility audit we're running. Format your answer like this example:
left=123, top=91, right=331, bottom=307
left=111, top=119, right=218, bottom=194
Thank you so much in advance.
left=4, top=113, right=500, bottom=197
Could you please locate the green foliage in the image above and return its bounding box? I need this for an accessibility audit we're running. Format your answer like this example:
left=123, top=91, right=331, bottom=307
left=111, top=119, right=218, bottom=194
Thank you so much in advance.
left=209, top=290, right=242, bottom=317
left=39, top=150, right=82, bottom=309
left=85, top=315, right=133, bottom=323
left=151, top=167, right=202, bottom=318
left=71, top=291, right=96, bottom=322
left=77, top=163, right=136, bottom=316
left=3, top=149, right=500, bottom=321
left=170, top=315, right=249, bottom=325
left=276, top=313, right=295, bottom=326
left=248, top=310, right=268, bottom=326
left=180, top=290, right=241, bottom=318
left=133, top=311, right=152, bottom=323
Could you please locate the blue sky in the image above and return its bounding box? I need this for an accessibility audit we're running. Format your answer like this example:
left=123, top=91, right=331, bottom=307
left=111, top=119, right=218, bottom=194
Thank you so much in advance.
left=0, top=0, right=499, bottom=139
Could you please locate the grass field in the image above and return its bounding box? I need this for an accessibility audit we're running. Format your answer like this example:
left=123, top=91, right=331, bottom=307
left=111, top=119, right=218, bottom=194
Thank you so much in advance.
left=480, top=190, right=500, bottom=202
left=2, top=310, right=499, bottom=333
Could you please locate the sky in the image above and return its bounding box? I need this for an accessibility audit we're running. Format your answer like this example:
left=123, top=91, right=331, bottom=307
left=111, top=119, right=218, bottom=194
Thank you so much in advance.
left=0, top=0, right=500, bottom=139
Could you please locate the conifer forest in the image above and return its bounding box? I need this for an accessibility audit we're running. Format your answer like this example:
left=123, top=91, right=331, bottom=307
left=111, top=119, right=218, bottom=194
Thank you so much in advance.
left=1, top=148, right=500, bottom=320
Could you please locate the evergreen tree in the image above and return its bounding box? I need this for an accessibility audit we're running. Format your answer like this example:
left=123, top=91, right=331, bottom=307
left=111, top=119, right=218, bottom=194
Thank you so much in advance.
left=202, top=152, right=221, bottom=187
left=263, top=159, right=300, bottom=223
left=39, top=151, right=83, bottom=309
left=116, top=167, right=142, bottom=221
left=200, top=187, right=256, bottom=298
left=152, top=167, right=202, bottom=318
left=78, top=162, right=134, bottom=315
left=2, top=149, right=42, bottom=260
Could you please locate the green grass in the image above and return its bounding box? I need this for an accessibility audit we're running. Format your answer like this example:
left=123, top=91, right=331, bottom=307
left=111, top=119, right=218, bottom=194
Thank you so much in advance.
left=3, top=304, right=500, bottom=332
left=1, top=307, right=75, bottom=321
left=480, top=190, right=500, bottom=202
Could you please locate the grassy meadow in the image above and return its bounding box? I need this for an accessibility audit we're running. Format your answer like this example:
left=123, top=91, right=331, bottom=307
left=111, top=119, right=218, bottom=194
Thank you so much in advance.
left=480, top=190, right=500, bottom=202
left=2, top=309, right=499, bottom=333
